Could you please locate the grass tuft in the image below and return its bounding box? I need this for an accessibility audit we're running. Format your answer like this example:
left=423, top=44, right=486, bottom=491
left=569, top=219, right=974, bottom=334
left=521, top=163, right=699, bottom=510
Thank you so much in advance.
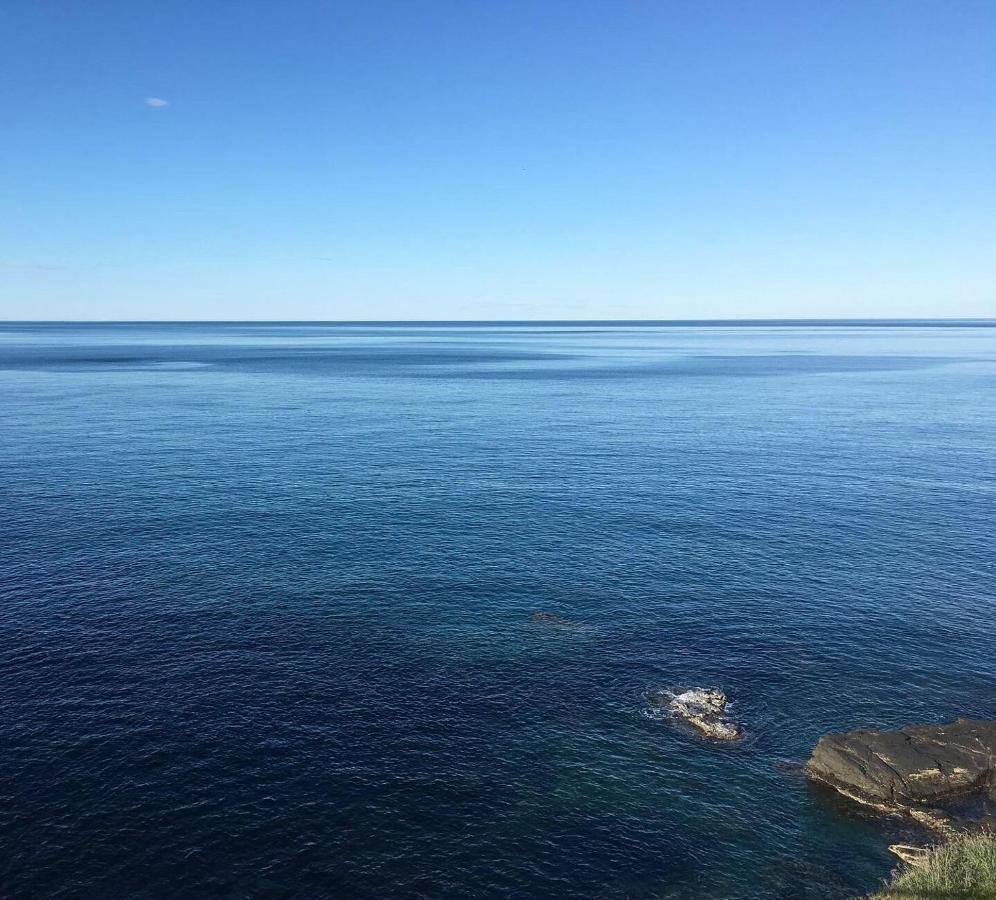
left=871, top=832, right=996, bottom=899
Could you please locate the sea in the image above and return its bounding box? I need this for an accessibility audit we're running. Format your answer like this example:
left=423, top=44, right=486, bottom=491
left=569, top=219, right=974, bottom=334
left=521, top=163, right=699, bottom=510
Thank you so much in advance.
left=1, top=321, right=994, bottom=899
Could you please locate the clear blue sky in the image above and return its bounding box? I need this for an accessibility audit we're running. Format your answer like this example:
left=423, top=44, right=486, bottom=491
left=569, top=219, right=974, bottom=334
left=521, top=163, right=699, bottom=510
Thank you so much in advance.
left=1, top=1, right=993, bottom=320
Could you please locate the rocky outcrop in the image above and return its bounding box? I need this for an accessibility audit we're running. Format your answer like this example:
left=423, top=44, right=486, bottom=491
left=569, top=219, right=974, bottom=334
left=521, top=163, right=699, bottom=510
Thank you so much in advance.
left=806, top=718, right=996, bottom=832
left=889, top=844, right=931, bottom=866
left=650, top=688, right=743, bottom=741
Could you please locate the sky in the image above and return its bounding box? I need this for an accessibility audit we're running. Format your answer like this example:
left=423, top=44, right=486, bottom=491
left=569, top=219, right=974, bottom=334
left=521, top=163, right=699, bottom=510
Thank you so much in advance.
left=1, top=1, right=993, bottom=320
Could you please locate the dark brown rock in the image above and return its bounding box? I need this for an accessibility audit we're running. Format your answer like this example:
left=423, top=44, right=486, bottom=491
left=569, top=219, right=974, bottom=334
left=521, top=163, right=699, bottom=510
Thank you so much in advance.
left=806, top=718, right=996, bottom=812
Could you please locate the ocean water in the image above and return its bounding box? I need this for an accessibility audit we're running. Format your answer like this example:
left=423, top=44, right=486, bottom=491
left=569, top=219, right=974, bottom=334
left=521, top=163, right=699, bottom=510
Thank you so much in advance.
left=1, top=321, right=994, bottom=900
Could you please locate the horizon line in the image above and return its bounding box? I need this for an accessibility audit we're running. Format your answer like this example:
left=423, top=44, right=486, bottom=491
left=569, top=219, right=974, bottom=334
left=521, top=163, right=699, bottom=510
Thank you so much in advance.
left=2, top=318, right=995, bottom=327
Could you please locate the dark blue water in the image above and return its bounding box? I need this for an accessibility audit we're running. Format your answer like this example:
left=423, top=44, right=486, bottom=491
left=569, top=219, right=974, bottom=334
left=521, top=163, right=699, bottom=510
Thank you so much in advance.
left=2, top=322, right=994, bottom=899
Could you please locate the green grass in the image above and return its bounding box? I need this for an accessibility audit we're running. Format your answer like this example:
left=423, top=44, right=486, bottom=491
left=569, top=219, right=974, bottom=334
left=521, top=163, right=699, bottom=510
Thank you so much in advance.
left=871, top=832, right=996, bottom=899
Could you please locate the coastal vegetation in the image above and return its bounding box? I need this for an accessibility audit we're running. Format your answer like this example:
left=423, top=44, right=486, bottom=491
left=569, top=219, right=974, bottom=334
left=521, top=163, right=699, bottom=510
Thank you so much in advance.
left=870, top=832, right=996, bottom=899
left=802, top=719, right=996, bottom=897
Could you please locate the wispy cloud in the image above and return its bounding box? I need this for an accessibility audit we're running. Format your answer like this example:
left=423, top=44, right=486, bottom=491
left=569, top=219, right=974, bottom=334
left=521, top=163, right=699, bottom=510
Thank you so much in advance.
left=0, top=259, right=66, bottom=272
left=144, top=97, right=169, bottom=108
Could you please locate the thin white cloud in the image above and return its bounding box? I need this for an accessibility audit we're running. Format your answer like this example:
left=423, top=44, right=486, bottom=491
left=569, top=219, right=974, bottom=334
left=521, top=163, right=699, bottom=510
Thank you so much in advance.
left=0, top=259, right=66, bottom=271
left=144, top=97, right=169, bottom=108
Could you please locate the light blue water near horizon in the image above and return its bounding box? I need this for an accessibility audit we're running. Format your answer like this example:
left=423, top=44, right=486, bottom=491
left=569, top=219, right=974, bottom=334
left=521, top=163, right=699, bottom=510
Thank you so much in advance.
left=1, top=321, right=995, bottom=899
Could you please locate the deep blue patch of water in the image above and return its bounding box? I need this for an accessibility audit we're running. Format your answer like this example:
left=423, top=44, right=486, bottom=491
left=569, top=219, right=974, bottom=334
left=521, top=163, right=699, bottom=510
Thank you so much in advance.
left=2, top=322, right=994, bottom=899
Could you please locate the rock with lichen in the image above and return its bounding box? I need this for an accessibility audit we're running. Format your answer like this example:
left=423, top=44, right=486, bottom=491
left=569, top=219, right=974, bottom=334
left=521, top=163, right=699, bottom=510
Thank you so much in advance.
left=651, top=688, right=743, bottom=741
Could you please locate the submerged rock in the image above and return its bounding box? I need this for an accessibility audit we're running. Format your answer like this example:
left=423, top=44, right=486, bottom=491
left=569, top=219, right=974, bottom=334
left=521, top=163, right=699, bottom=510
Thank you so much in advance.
left=805, top=718, right=996, bottom=831
left=652, top=688, right=743, bottom=741
left=773, top=759, right=807, bottom=777
left=531, top=611, right=574, bottom=627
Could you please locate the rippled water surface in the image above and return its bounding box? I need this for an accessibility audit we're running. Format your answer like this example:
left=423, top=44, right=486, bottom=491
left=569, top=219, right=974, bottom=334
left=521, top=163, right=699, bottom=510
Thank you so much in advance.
left=2, top=321, right=995, bottom=899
